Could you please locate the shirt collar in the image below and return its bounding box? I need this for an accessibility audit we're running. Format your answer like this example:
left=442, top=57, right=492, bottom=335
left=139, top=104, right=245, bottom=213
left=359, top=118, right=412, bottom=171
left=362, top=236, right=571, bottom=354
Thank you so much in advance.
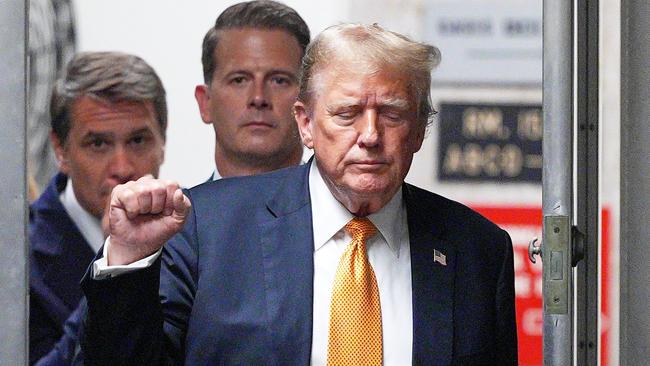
left=211, top=167, right=222, bottom=181
left=59, top=178, right=104, bottom=252
left=309, top=160, right=404, bottom=257
left=367, top=183, right=404, bottom=257
left=301, top=147, right=314, bottom=164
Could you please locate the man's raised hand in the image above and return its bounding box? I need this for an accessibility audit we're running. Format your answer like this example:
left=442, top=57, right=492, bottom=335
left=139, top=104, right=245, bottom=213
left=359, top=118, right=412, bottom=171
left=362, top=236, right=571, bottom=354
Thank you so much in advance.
left=106, top=176, right=191, bottom=265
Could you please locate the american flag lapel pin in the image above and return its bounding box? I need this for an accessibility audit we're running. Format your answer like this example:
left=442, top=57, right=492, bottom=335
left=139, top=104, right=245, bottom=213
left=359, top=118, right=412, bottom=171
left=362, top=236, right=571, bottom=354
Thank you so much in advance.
left=433, top=249, right=447, bottom=266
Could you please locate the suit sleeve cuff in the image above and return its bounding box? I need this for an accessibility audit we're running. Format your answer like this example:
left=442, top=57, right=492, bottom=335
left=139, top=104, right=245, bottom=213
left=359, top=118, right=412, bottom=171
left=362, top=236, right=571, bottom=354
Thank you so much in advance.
left=92, top=237, right=162, bottom=280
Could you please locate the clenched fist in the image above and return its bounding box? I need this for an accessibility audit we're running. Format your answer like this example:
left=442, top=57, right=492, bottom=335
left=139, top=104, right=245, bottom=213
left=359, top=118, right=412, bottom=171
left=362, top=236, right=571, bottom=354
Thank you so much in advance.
left=106, top=176, right=191, bottom=265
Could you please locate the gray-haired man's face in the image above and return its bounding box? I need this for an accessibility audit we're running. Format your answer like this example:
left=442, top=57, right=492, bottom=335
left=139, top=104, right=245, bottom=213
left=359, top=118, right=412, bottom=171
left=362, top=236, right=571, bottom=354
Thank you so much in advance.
left=52, top=96, right=165, bottom=218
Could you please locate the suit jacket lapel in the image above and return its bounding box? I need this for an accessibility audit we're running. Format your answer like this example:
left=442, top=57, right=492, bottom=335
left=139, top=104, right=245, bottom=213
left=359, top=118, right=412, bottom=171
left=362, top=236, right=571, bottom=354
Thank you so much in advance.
left=30, top=173, right=95, bottom=314
left=405, top=184, right=456, bottom=365
left=259, top=164, right=314, bottom=365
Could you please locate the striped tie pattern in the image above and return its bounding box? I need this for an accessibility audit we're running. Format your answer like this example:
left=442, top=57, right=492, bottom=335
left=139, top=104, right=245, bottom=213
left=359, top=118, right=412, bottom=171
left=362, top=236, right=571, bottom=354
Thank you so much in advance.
left=327, top=217, right=382, bottom=366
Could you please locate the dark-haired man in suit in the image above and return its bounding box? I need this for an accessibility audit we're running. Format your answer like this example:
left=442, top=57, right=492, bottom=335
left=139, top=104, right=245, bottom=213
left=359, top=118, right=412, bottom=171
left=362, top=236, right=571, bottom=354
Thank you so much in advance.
left=194, top=0, right=311, bottom=180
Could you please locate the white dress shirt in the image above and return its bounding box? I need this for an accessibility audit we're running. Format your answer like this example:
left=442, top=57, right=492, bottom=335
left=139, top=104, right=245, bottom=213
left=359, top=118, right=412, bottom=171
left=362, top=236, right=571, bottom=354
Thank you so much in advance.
left=59, top=178, right=104, bottom=253
left=210, top=167, right=222, bottom=181
left=309, top=162, right=413, bottom=366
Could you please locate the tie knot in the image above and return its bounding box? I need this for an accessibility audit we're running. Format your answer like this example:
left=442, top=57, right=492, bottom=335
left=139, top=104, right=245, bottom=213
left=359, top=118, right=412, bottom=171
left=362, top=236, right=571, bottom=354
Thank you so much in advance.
left=345, top=217, right=377, bottom=242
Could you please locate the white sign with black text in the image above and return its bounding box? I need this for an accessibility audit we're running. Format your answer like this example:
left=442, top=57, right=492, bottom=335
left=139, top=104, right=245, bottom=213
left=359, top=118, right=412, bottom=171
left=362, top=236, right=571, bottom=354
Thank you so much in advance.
left=425, top=0, right=542, bottom=85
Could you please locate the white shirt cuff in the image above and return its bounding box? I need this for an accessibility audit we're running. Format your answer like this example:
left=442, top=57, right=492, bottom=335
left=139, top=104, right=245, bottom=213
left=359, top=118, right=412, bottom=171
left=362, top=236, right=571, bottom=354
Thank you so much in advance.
left=92, top=237, right=162, bottom=280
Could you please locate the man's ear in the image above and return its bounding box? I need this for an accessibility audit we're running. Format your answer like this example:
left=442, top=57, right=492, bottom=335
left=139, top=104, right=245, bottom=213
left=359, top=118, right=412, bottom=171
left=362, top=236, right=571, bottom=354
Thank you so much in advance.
left=293, top=101, right=314, bottom=149
left=194, top=84, right=212, bottom=124
left=50, top=131, right=70, bottom=175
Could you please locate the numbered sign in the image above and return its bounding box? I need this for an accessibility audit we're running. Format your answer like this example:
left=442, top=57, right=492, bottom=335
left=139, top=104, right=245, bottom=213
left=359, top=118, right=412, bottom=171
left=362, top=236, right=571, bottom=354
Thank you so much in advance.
left=438, top=102, right=542, bottom=183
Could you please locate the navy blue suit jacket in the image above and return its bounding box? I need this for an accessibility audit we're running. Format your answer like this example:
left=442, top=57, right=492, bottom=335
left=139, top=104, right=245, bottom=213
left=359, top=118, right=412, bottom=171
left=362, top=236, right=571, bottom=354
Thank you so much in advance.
left=30, top=173, right=95, bottom=364
left=81, top=163, right=517, bottom=365
left=35, top=299, right=86, bottom=366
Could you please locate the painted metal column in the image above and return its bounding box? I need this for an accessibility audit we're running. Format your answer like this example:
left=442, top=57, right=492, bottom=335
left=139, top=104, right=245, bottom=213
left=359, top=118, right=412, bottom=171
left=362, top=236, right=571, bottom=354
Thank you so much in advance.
left=0, top=0, right=29, bottom=365
left=620, top=0, right=650, bottom=364
left=575, top=0, right=600, bottom=364
left=542, top=0, right=574, bottom=364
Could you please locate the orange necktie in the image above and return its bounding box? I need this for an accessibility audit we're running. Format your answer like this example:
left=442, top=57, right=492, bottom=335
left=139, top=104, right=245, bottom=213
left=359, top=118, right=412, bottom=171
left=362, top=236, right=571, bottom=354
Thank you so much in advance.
left=327, top=217, right=383, bottom=366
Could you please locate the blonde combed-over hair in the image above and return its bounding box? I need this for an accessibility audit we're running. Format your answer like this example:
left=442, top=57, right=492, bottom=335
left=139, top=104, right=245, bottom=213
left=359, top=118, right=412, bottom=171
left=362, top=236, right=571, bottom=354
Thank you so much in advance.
left=297, top=23, right=441, bottom=128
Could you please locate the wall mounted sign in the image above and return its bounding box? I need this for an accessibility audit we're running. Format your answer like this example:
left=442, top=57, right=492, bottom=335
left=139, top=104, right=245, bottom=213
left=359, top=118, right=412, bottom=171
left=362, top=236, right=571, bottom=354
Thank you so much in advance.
left=438, top=102, right=542, bottom=183
left=424, top=1, right=542, bottom=85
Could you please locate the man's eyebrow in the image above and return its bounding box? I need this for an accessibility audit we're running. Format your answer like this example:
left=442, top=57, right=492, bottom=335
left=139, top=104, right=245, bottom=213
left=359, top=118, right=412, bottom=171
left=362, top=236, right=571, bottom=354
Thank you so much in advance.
left=267, top=69, right=299, bottom=80
left=81, top=127, right=155, bottom=141
left=224, top=69, right=298, bottom=81
left=126, top=127, right=154, bottom=137
left=81, top=131, right=113, bottom=140
left=224, top=69, right=252, bottom=77
left=326, top=98, right=362, bottom=111
left=326, top=97, right=410, bottom=111
left=378, top=98, right=410, bottom=109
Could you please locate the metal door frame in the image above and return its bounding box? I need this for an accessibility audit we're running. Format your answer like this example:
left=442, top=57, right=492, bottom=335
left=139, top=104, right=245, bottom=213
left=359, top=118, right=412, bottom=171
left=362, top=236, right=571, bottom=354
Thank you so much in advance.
left=0, top=0, right=29, bottom=365
left=541, top=0, right=600, bottom=364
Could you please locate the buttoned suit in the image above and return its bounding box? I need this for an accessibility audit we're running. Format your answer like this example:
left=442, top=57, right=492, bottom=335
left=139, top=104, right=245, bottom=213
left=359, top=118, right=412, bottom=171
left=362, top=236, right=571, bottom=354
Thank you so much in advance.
left=81, top=162, right=517, bottom=365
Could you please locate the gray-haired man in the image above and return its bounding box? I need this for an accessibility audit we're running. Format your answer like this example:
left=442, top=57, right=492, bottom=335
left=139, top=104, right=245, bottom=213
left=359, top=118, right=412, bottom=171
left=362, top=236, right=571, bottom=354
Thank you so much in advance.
left=29, top=51, right=167, bottom=364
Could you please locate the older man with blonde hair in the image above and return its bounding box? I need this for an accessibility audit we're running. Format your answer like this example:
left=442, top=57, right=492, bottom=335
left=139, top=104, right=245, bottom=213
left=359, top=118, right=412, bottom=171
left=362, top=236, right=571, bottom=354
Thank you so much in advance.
left=80, top=23, right=517, bottom=365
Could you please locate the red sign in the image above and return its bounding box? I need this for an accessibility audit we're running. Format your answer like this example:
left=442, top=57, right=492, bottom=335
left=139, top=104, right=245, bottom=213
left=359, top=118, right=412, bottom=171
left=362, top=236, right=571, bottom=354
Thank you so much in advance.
left=472, top=206, right=611, bottom=366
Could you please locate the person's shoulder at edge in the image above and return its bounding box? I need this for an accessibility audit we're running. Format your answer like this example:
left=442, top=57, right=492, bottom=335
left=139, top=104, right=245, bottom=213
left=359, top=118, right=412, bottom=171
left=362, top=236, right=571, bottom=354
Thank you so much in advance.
left=29, top=172, right=67, bottom=215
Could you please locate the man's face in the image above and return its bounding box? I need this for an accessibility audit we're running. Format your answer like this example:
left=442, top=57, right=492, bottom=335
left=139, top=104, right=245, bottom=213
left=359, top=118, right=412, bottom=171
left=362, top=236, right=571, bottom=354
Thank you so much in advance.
left=52, top=96, right=165, bottom=218
left=195, top=28, right=303, bottom=168
left=295, top=63, right=425, bottom=215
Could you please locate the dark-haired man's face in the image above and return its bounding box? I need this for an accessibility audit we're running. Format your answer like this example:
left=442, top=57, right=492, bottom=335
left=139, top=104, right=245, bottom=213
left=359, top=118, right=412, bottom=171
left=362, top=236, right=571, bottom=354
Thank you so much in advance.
left=195, top=28, right=303, bottom=174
